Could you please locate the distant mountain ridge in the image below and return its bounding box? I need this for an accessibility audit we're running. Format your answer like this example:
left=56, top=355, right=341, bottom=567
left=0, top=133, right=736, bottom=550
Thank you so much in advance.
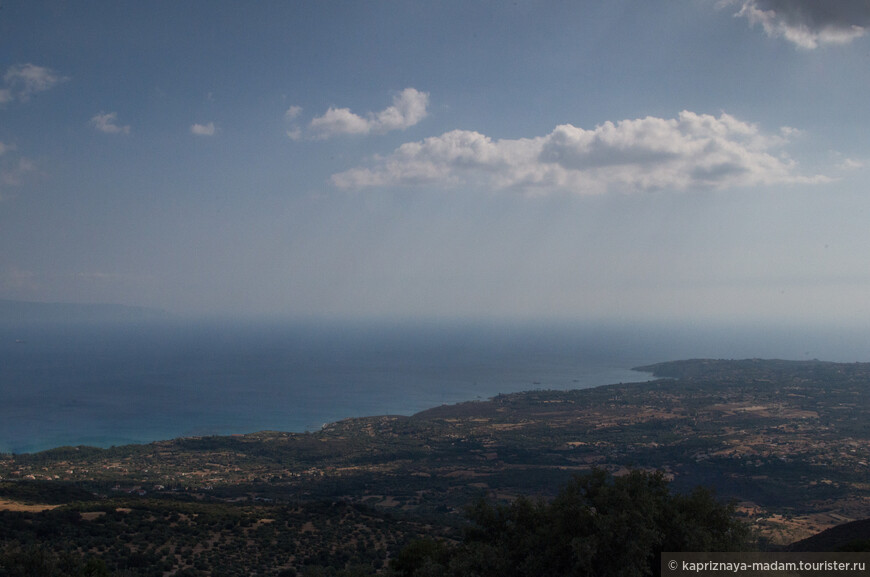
left=0, top=299, right=171, bottom=323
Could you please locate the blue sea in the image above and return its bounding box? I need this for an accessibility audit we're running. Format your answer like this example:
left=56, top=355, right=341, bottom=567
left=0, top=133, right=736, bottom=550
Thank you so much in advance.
left=2, top=318, right=869, bottom=454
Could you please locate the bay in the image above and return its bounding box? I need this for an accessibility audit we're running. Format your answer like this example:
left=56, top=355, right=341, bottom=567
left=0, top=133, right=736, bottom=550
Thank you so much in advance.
left=1, top=318, right=868, bottom=454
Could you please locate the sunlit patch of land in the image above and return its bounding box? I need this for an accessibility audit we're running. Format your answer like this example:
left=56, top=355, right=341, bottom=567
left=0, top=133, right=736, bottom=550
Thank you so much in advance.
left=0, top=498, right=59, bottom=512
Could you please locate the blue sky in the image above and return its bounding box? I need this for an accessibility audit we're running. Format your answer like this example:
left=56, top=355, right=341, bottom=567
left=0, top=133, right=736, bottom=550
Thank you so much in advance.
left=2, top=1, right=870, bottom=324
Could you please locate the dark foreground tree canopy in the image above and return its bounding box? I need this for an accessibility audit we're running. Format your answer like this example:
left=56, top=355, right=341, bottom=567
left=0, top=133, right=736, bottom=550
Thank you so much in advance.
left=0, top=470, right=750, bottom=577
left=0, top=545, right=110, bottom=577
left=391, top=469, right=753, bottom=577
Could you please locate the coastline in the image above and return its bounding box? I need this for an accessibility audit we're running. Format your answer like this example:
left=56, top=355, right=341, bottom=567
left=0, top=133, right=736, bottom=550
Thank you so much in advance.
left=9, top=317, right=865, bottom=456
left=2, top=364, right=654, bottom=455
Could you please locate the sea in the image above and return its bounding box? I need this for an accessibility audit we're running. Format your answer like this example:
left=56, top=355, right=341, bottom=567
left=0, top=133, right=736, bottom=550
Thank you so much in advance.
left=2, top=318, right=869, bottom=454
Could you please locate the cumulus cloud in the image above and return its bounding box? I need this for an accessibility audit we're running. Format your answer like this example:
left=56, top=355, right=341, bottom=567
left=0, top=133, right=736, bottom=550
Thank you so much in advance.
left=728, top=0, right=870, bottom=48
left=90, top=112, right=131, bottom=135
left=1, top=63, right=68, bottom=104
left=332, top=111, right=823, bottom=194
left=191, top=122, right=217, bottom=136
left=308, top=88, right=429, bottom=139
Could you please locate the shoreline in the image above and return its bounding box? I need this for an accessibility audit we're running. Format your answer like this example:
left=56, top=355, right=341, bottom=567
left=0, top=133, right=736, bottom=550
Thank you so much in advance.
left=2, top=366, right=655, bottom=456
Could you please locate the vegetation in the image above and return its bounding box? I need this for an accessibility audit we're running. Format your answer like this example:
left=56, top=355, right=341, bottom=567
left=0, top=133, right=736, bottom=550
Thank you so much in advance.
left=0, top=470, right=751, bottom=576
left=0, top=544, right=110, bottom=577
left=391, top=469, right=753, bottom=577
left=2, top=358, right=870, bottom=573
left=0, top=497, right=451, bottom=576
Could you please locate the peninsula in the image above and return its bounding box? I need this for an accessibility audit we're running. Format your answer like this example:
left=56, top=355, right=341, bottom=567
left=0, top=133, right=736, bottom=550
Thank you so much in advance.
left=2, top=358, right=870, bottom=574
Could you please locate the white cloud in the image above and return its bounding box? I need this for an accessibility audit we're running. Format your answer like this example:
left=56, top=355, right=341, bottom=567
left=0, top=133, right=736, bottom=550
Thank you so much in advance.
left=310, top=107, right=371, bottom=137
left=332, top=111, right=824, bottom=194
left=90, top=112, right=131, bottom=135
left=0, top=142, right=14, bottom=156
left=284, top=105, right=304, bottom=140
left=728, top=0, right=870, bottom=48
left=837, top=157, right=864, bottom=170
left=284, top=105, right=303, bottom=120
left=1, top=63, right=68, bottom=103
left=309, top=88, right=429, bottom=139
left=191, top=122, right=217, bottom=136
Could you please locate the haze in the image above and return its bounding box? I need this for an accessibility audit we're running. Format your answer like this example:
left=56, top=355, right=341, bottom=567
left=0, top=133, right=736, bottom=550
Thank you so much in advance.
left=2, top=1, right=869, bottom=325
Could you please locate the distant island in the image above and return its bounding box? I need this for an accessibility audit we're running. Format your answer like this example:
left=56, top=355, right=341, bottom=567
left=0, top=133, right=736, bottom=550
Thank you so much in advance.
left=0, top=299, right=171, bottom=323
left=2, top=358, right=870, bottom=574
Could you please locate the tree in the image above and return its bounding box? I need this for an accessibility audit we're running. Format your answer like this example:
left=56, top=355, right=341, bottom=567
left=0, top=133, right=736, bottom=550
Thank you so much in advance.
left=392, top=469, right=754, bottom=577
left=0, top=544, right=110, bottom=577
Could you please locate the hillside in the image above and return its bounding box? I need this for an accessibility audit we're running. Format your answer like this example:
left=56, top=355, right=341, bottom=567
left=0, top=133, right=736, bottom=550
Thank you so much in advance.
left=2, top=358, right=870, bottom=572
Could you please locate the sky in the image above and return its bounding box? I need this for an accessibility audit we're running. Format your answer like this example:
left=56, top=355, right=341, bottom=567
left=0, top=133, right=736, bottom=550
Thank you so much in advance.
left=2, top=0, right=870, bottom=325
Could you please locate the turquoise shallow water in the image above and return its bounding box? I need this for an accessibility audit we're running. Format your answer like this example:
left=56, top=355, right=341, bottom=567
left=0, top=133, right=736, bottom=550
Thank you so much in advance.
left=1, top=319, right=867, bottom=453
